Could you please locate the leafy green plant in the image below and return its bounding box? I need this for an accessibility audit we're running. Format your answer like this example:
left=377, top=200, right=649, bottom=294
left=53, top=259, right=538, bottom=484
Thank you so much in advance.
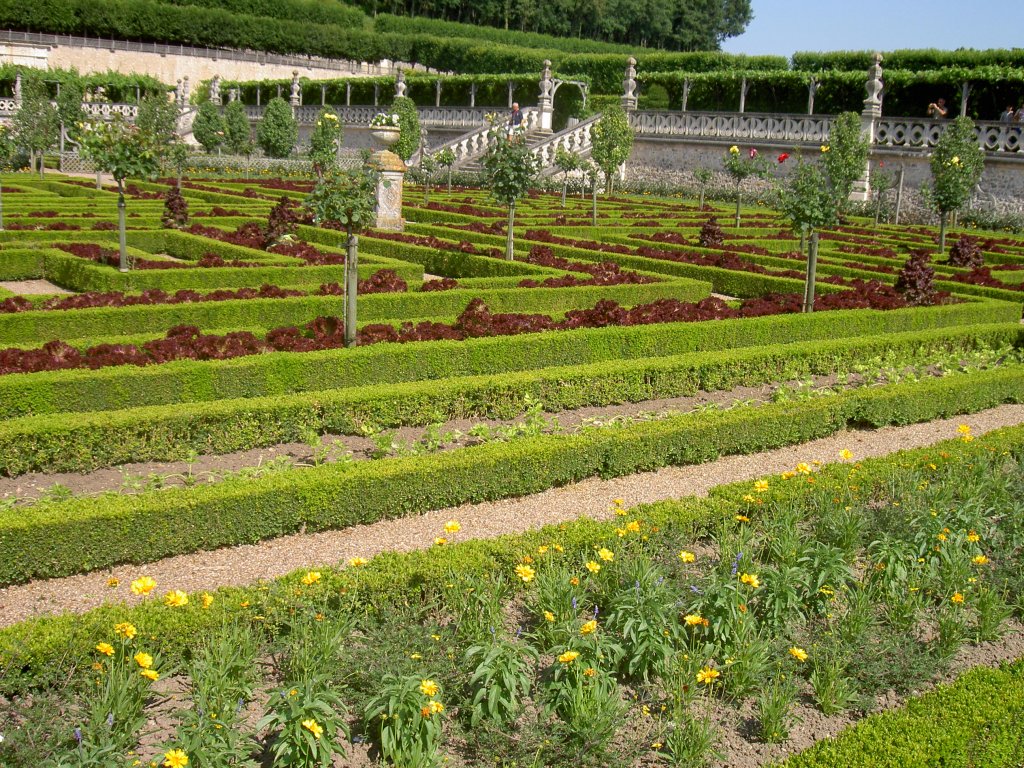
left=661, top=709, right=722, bottom=768
left=12, top=76, right=58, bottom=177
left=258, top=677, right=350, bottom=768
left=809, top=653, right=860, bottom=715
left=463, top=635, right=536, bottom=727
left=224, top=100, right=255, bottom=157
left=693, top=166, right=713, bottom=210
left=820, top=111, right=870, bottom=216
left=308, top=108, right=342, bottom=177
left=434, top=147, right=455, bottom=193
left=722, top=145, right=771, bottom=227
left=756, top=675, right=800, bottom=743
left=363, top=674, right=445, bottom=768
left=554, top=146, right=582, bottom=207
left=192, top=101, right=226, bottom=153
left=391, top=96, right=421, bottom=162
left=590, top=105, right=634, bottom=194
left=481, top=124, right=539, bottom=260
left=928, top=115, right=985, bottom=251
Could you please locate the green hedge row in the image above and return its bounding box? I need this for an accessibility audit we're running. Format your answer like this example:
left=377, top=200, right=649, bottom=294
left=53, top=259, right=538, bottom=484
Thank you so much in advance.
left=0, top=363, right=1021, bottom=586
left=0, top=423, right=1021, bottom=692
left=782, top=660, right=1024, bottom=767
left=2, top=321, right=1016, bottom=475
left=0, top=279, right=701, bottom=344
left=0, top=299, right=1013, bottom=419
left=792, top=48, right=1024, bottom=73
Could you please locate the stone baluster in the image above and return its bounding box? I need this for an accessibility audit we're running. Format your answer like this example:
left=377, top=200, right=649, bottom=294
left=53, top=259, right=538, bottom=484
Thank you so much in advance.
left=738, top=77, right=749, bottom=113
left=289, top=71, right=301, bottom=114
left=852, top=52, right=884, bottom=202
left=435, top=79, right=442, bottom=108
left=395, top=69, right=407, bottom=99
left=228, top=87, right=239, bottom=103
left=621, top=57, right=638, bottom=112
left=208, top=75, right=220, bottom=105
left=14, top=70, right=22, bottom=109
left=538, top=59, right=554, bottom=132
left=681, top=78, right=690, bottom=112
left=807, top=77, right=818, bottom=115
left=181, top=76, right=190, bottom=104
left=175, top=79, right=183, bottom=107
left=959, top=82, right=970, bottom=118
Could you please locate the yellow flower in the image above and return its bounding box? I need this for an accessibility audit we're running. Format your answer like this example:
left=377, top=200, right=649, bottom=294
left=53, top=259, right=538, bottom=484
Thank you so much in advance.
left=615, top=527, right=627, bottom=537
left=585, top=561, right=601, bottom=574
left=740, top=573, right=761, bottom=589
left=781, top=470, right=797, bottom=480
left=134, top=652, right=153, bottom=669
left=349, top=557, right=368, bottom=566
left=796, top=462, right=812, bottom=475
left=544, top=610, right=555, bottom=622
left=729, top=145, right=740, bottom=154
left=961, top=434, right=974, bottom=443
left=957, top=424, right=972, bottom=435
left=140, top=668, right=160, bottom=682
left=789, top=647, right=808, bottom=663
left=521, top=555, right=534, bottom=564
left=130, top=576, right=157, bottom=596
left=419, top=679, right=439, bottom=697
left=558, top=650, right=580, bottom=664
left=537, top=545, right=549, bottom=555
left=163, top=749, right=189, bottom=768
left=114, top=622, right=137, bottom=640
left=597, top=548, right=614, bottom=562
left=434, top=537, right=448, bottom=546
left=96, top=642, right=115, bottom=656
left=951, top=592, right=965, bottom=604
left=583, top=667, right=596, bottom=677
left=626, top=520, right=641, bottom=533
left=553, top=544, right=564, bottom=553
left=201, top=593, right=214, bottom=609
left=106, top=577, right=120, bottom=588
left=580, top=620, right=598, bottom=635
left=684, top=614, right=704, bottom=626
left=678, top=551, right=696, bottom=563
left=163, top=590, right=188, bottom=608
left=302, top=719, right=323, bottom=739
left=569, top=576, right=580, bottom=586
left=839, top=449, right=853, bottom=461
left=515, top=564, right=535, bottom=583
left=301, top=571, right=321, bottom=586
left=966, top=531, right=980, bottom=543
left=972, top=555, right=989, bottom=565
left=428, top=700, right=444, bottom=714
left=444, top=520, right=461, bottom=534
left=410, top=653, right=422, bottom=660
left=736, top=514, right=751, bottom=522
left=696, top=667, right=720, bottom=684
left=741, top=495, right=756, bottom=504
left=820, top=144, right=830, bottom=152
left=420, top=704, right=432, bottom=717
left=753, top=480, right=769, bottom=493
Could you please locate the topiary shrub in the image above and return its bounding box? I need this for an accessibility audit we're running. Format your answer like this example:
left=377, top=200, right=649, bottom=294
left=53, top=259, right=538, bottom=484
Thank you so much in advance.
left=223, top=100, right=254, bottom=156
left=256, top=97, right=298, bottom=159
left=895, top=249, right=936, bottom=306
left=192, top=101, right=225, bottom=153
left=391, top=96, right=421, bottom=162
left=947, top=235, right=984, bottom=269
left=698, top=217, right=725, bottom=248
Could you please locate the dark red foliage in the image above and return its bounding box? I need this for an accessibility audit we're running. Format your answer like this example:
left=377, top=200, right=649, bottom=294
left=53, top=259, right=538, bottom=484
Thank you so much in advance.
left=895, top=250, right=937, bottom=306
left=698, top=218, right=724, bottom=248
left=195, top=253, right=263, bottom=269
left=194, top=207, right=247, bottom=217
left=946, top=266, right=1024, bottom=292
left=368, top=230, right=503, bottom=258
left=0, top=290, right=918, bottom=377
left=161, top=186, right=189, bottom=229
left=518, top=245, right=654, bottom=287
left=358, top=269, right=408, bottom=294
left=420, top=278, right=461, bottom=292
left=0, top=284, right=309, bottom=315
left=92, top=221, right=118, bottom=231
left=264, top=197, right=302, bottom=248
left=947, top=235, right=984, bottom=269
left=55, top=243, right=181, bottom=270
left=523, top=230, right=632, bottom=255
left=6, top=222, right=81, bottom=231
left=424, top=202, right=502, bottom=218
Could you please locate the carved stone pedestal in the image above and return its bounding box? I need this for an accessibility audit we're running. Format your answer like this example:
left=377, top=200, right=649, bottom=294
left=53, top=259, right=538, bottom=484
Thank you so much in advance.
left=371, top=150, right=405, bottom=231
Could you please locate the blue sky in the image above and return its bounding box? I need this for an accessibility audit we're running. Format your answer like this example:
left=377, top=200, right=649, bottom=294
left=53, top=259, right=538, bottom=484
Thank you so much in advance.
left=721, top=0, right=1024, bottom=58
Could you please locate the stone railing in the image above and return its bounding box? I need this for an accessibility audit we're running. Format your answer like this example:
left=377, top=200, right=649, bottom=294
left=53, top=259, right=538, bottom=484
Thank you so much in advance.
left=82, top=102, right=139, bottom=119
left=434, top=109, right=540, bottom=168
left=631, top=110, right=835, bottom=144
left=242, top=104, right=494, bottom=130
left=530, top=115, right=599, bottom=169
left=876, top=118, right=1021, bottom=153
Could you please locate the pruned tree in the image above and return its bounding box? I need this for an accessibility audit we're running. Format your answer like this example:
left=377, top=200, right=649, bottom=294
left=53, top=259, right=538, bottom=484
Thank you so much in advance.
left=391, top=96, right=421, bottom=163
left=224, top=100, right=255, bottom=156
left=308, top=107, right=343, bottom=177
left=928, top=116, right=984, bottom=252
left=256, top=97, right=298, bottom=159
left=820, top=111, right=870, bottom=218
left=482, top=127, right=540, bottom=260
left=554, top=146, right=582, bottom=207
left=435, top=147, right=455, bottom=193
left=192, top=101, right=226, bottom=154
left=590, top=105, right=633, bottom=194
left=13, top=78, right=59, bottom=178
left=722, top=145, right=771, bottom=228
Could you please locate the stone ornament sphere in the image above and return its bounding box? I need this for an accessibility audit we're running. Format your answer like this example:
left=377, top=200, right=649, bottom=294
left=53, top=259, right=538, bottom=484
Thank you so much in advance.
left=370, top=126, right=401, bottom=149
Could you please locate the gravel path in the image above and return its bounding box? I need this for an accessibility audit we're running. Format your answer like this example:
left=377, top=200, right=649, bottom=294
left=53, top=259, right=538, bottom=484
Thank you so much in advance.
left=1, top=404, right=1022, bottom=629
left=0, top=279, right=73, bottom=295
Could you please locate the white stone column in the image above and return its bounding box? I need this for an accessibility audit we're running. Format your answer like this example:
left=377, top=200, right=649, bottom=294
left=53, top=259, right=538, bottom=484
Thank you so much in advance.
left=371, top=144, right=405, bottom=231
left=621, top=57, right=638, bottom=112
left=289, top=71, right=301, bottom=115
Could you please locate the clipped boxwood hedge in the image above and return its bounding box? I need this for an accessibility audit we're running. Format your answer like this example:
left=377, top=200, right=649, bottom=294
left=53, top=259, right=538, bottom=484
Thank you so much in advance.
left=0, top=364, right=1020, bottom=586
left=0, top=299, right=1014, bottom=419
left=0, top=321, right=1018, bottom=475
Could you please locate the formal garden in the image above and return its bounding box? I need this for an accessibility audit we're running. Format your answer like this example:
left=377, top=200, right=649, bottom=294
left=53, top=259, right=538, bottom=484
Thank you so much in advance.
left=0, top=48, right=1022, bottom=766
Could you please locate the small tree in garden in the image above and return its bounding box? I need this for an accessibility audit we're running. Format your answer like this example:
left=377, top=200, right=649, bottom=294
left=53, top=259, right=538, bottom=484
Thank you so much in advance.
left=390, top=96, right=421, bottom=163
left=482, top=128, right=540, bottom=260
left=78, top=116, right=161, bottom=272
left=435, top=147, right=455, bottom=193
left=554, top=146, right=582, bottom=207
left=590, top=105, right=634, bottom=194
left=167, top=139, right=190, bottom=187
left=304, top=164, right=380, bottom=347
left=223, top=100, right=254, bottom=157
left=722, top=145, right=771, bottom=228
left=308, top=108, right=343, bottom=178
left=928, top=115, right=984, bottom=253
left=693, top=166, right=713, bottom=210
left=192, top=101, right=226, bottom=154
left=257, top=97, right=298, bottom=159
left=871, top=162, right=895, bottom=226
left=13, top=78, right=59, bottom=177
left=135, top=92, right=179, bottom=148
left=419, top=151, right=438, bottom=204
left=774, top=159, right=837, bottom=312
left=820, top=111, right=870, bottom=218
left=55, top=76, right=86, bottom=158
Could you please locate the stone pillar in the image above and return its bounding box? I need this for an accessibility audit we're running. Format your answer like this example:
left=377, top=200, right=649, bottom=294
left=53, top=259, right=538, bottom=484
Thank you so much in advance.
left=807, top=78, right=818, bottom=115
left=289, top=71, right=301, bottom=114
left=345, top=83, right=351, bottom=106
left=621, top=57, right=638, bottom=112
left=537, top=59, right=554, bottom=132
left=321, top=84, right=327, bottom=106
left=852, top=52, right=884, bottom=203
left=506, top=81, right=512, bottom=108
left=395, top=69, right=407, bottom=98
left=472, top=83, right=478, bottom=108
left=435, top=79, right=442, bottom=107
left=13, top=70, right=21, bottom=109
left=175, top=79, right=183, bottom=107
left=208, top=75, right=220, bottom=105
left=371, top=149, right=405, bottom=231
left=681, top=78, right=690, bottom=112
left=959, top=82, right=970, bottom=117
left=181, top=76, right=190, bottom=104
left=738, top=77, right=749, bottom=113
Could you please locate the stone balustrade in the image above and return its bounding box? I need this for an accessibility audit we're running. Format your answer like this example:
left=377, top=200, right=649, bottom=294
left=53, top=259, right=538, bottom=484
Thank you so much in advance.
left=530, top=115, right=599, bottom=169
left=631, top=110, right=834, bottom=144
left=876, top=118, right=1021, bottom=153
left=426, top=109, right=540, bottom=167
